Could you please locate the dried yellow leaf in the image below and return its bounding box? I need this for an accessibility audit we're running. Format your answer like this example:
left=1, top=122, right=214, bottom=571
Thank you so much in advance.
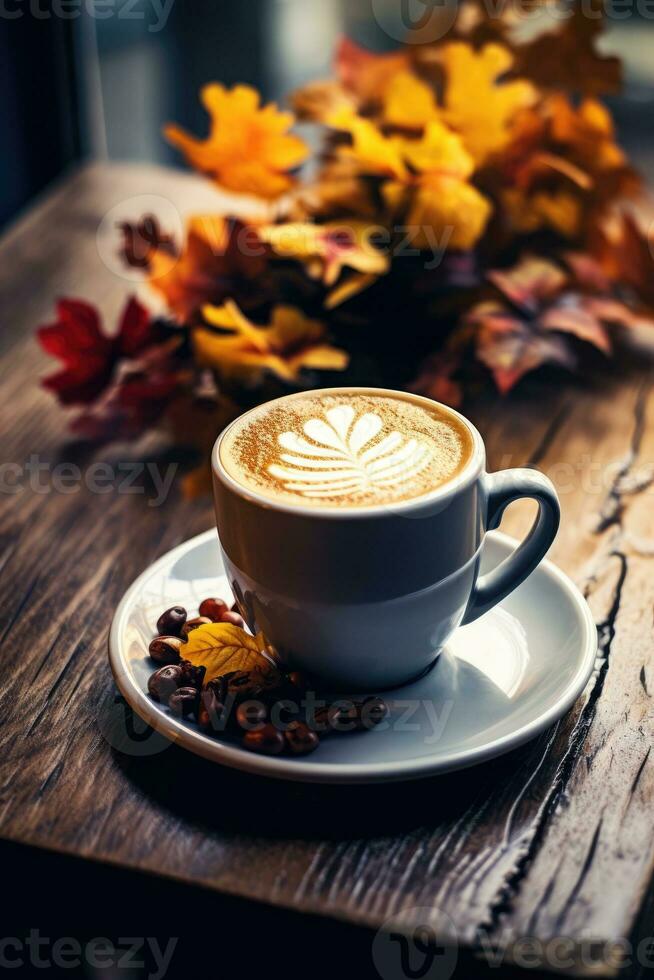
left=182, top=623, right=273, bottom=683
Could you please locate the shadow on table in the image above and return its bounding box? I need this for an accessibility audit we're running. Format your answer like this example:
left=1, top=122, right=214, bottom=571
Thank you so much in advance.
left=111, top=700, right=546, bottom=842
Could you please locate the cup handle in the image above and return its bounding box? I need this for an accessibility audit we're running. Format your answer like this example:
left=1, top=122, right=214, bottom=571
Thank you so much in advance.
left=462, top=469, right=560, bottom=625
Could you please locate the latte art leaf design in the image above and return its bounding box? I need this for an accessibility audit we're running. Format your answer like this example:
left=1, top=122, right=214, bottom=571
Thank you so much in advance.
left=267, top=405, right=433, bottom=498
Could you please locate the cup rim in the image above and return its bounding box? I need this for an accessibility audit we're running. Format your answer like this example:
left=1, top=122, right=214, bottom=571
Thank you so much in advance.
left=212, top=387, right=485, bottom=520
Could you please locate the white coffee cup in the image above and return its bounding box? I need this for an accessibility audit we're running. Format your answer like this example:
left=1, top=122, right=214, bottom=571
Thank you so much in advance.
left=212, top=388, right=559, bottom=689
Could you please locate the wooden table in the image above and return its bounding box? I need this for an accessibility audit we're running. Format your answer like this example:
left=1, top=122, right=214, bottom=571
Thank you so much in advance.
left=2, top=163, right=654, bottom=979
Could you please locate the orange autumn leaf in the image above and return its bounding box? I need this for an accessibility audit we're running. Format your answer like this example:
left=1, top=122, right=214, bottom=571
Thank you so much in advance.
left=165, top=84, right=308, bottom=199
left=335, top=37, right=409, bottom=102
left=194, top=300, right=348, bottom=383
left=438, top=42, right=536, bottom=166
left=258, top=220, right=389, bottom=286
left=548, top=95, right=626, bottom=175
left=588, top=213, right=654, bottom=309
left=502, top=188, right=583, bottom=239
left=148, top=216, right=268, bottom=321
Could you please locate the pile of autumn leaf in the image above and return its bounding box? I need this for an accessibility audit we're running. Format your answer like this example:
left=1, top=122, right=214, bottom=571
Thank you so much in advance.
left=38, top=1, right=654, bottom=491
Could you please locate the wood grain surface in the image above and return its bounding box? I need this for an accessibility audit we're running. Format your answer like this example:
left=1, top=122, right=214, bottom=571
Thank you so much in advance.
left=1, top=164, right=654, bottom=978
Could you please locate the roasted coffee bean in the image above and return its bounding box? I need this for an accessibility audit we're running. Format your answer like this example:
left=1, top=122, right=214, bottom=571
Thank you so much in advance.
left=220, top=610, right=245, bottom=628
left=180, top=616, right=212, bottom=639
left=242, top=724, right=285, bottom=756
left=206, top=676, right=228, bottom=701
left=168, top=686, right=199, bottom=719
left=223, top=669, right=271, bottom=701
left=360, top=696, right=389, bottom=729
left=309, top=704, right=333, bottom=735
left=197, top=705, right=212, bottom=733
left=178, top=660, right=206, bottom=689
left=223, top=670, right=256, bottom=698
left=199, top=597, right=229, bottom=622
left=285, top=721, right=320, bottom=756
left=156, top=606, right=186, bottom=637
left=147, top=664, right=183, bottom=704
left=235, top=700, right=268, bottom=731
left=328, top=700, right=362, bottom=732
left=198, top=687, right=227, bottom=733
left=148, top=635, right=183, bottom=665
left=288, top=671, right=307, bottom=691
left=268, top=696, right=302, bottom=729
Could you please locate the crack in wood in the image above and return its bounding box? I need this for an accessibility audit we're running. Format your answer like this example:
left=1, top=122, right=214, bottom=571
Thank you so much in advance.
left=629, top=746, right=652, bottom=798
left=458, top=383, right=650, bottom=946
left=526, top=401, right=571, bottom=468
left=640, top=665, right=650, bottom=697
left=553, top=814, right=604, bottom=932
left=481, top=550, right=627, bottom=941
left=596, top=382, right=650, bottom=533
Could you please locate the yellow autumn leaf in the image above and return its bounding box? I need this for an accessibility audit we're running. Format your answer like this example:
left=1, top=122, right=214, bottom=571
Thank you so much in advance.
left=379, top=122, right=491, bottom=250
left=401, top=120, right=475, bottom=181
left=194, top=300, right=349, bottom=383
left=182, top=623, right=274, bottom=684
left=164, top=83, right=308, bottom=199
left=325, top=272, right=378, bottom=309
left=385, top=175, right=492, bottom=251
left=382, top=70, right=439, bottom=130
left=328, top=108, right=408, bottom=180
left=259, top=221, right=389, bottom=285
left=438, top=42, right=536, bottom=166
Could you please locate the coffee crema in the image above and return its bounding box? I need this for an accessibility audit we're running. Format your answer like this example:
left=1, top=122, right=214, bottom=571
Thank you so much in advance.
left=219, top=391, right=474, bottom=508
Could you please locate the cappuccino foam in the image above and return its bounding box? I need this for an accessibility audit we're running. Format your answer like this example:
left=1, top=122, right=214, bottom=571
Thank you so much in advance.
left=220, top=391, right=474, bottom=508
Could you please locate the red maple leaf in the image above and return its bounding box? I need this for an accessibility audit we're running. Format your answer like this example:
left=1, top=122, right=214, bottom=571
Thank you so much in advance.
left=70, top=343, right=185, bottom=441
left=37, top=297, right=162, bottom=405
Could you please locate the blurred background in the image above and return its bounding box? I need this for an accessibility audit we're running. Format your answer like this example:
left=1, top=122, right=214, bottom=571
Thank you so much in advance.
left=2, top=0, right=653, bottom=230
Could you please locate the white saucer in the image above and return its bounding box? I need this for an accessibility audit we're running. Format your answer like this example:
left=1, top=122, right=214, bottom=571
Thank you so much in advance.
left=109, top=529, right=597, bottom=784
